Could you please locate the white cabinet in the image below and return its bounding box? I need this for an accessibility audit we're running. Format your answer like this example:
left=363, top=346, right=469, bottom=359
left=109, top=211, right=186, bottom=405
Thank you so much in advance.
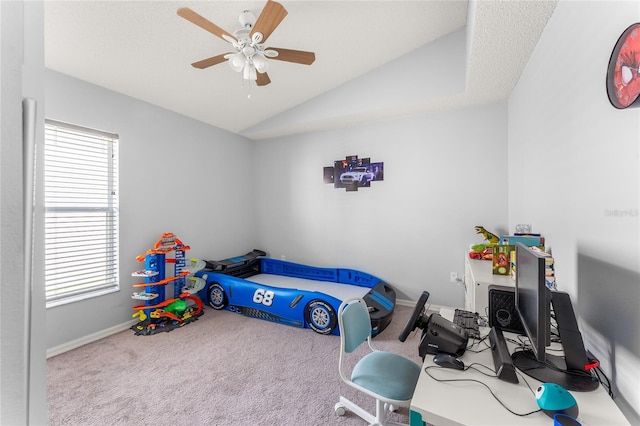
left=464, top=256, right=514, bottom=316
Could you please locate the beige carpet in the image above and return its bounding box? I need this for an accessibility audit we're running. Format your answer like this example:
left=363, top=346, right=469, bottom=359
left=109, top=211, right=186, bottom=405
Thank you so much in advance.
left=47, top=303, right=425, bottom=425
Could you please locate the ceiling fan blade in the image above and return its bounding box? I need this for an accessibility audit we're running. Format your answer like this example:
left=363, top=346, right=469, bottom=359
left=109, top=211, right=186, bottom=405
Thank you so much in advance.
left=256, top=72, right=271, bottom=86
left=250, top=0, right=288, bottom=43
left=177, top=7, right=234, bottom=41
left=191, top=54, right=230, bottom=69
left=268, top=48, right=315, bottom=65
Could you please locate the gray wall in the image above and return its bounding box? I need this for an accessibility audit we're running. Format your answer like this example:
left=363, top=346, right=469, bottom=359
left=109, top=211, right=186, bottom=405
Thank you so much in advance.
left=508, top=1, right=640, bottom=421
left=253, top=102, right=508, bottom=307
left=250, top=25, right=507, bottom=309
left=0, top=1, right=47, bottom=424
left=243, top=28, right=468, bottom=139
left=45, top=70, right=258, bottom=350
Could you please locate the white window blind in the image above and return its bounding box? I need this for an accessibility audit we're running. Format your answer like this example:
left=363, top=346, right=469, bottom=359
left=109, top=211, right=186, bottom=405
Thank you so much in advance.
left=44, top=120, right=119, bottom=307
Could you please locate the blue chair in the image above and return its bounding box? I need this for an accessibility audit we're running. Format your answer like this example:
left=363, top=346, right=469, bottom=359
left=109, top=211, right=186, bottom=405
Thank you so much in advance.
left=335, top=297, right=421, bottom=425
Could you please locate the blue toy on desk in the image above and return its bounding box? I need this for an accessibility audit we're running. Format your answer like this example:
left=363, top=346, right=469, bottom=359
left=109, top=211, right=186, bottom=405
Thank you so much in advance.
left=535, top=383, right=579, bottom=419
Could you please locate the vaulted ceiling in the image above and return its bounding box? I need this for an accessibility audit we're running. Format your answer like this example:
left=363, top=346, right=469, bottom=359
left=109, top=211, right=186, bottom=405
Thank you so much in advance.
left=45, top=1, right=557, bottom=140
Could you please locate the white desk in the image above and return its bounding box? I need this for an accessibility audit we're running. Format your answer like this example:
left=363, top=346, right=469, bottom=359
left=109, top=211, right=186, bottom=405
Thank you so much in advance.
left=410, top=318, right=630, bottom=425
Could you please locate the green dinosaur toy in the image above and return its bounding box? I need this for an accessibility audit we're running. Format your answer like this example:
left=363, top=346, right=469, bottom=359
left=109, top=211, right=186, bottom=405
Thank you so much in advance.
left=474, top=226, right=500, bottom=246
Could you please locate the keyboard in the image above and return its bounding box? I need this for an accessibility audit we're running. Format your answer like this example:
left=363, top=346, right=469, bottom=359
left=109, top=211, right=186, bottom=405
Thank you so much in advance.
left=453, top=309, right=480, bottom=339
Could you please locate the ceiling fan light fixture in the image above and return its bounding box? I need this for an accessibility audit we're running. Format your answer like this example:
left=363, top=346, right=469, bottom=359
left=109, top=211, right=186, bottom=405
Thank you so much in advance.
left=229, top=53, right=245, bottom=72
left=242, top=46, right=256, bottom=57
left=253, top=54, right=269, bottom=73
left=178, top=1, right=315, bottom=88
left=243, top=63, right=257, bottom=81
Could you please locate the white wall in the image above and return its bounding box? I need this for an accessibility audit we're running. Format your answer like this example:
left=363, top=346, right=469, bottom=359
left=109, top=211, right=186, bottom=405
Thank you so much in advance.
left=0, top=3, right=28, bottom=423
left=45, top=70, right=258, bottom=350
left=254, top=101, right=508, bottom=307
left=0, top=1, right=47, bottom=424
left=243, top=28, right=467, bottom=139
left=509, top=1, right=640, bottom=421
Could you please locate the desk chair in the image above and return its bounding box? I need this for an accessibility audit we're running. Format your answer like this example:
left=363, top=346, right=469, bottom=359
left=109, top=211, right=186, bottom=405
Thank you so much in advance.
left=335, top=297, right=421, bottom=426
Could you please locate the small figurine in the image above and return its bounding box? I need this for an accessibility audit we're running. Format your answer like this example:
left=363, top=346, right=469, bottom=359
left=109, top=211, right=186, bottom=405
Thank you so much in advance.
left=474, top=226, right=499, bottom=246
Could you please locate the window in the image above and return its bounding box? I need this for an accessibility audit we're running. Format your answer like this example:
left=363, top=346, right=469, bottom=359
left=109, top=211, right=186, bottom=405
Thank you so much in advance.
left=44, top=120, right=119, bottom=307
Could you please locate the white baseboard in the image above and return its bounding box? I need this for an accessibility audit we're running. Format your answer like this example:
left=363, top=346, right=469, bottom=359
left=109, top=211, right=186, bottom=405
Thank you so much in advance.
left=47, top=320, right=137, bottom=358
left=396, top=297, right=447, bottom=313
left=396, top=298, right=414, bottom=307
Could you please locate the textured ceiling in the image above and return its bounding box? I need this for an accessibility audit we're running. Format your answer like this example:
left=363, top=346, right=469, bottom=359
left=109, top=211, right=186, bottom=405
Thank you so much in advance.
left=44, top=1, right=557, bottom=140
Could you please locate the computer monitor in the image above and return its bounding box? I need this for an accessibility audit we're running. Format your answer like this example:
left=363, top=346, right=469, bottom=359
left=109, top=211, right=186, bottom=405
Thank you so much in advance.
left=513, top=242, right=551, bottom=363
left=511, top=243, right=599, bottom=391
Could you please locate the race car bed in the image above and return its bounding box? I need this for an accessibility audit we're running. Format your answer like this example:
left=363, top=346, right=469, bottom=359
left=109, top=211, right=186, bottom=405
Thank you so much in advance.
left=195, top=250, right=396, bottom=336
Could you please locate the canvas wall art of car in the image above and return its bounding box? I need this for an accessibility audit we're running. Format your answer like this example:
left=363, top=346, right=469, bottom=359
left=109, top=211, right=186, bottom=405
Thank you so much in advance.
left=339, top=166, right=375, bottom=186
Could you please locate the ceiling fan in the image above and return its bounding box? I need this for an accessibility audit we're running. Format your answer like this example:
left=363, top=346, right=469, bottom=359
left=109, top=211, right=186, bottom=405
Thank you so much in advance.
left=177, top=0, right=316, bottom=87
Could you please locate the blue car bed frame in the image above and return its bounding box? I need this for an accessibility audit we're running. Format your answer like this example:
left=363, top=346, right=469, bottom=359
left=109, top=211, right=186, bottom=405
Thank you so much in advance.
left=195, top=250, right=396, bottom=336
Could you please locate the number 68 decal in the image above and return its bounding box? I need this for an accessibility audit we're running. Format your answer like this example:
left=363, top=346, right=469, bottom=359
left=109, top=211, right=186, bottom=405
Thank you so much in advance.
left=253, top=288, right=275, bottom=306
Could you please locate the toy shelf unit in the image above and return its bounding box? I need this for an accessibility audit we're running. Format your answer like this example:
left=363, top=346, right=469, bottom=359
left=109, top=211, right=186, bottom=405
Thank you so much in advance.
left=130, top=232, right=205, bottom=336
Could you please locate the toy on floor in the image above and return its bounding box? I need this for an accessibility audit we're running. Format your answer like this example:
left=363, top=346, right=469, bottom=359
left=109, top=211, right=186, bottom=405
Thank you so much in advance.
left=194, top=249, right=396, bottom=336
left=130, top=232, right=204, bottom=336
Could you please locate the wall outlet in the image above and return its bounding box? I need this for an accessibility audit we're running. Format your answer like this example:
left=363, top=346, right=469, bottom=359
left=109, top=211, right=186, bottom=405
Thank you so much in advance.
left=450, top=272, right=458, bottom=283
left=280, top=255, right=286, bottom=261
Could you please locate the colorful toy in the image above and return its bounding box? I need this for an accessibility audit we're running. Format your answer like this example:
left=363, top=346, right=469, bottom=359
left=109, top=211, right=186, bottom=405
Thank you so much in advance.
left=474, top=226, right=500, bottom=245
left=131, top=292, right=159, bottom=300
left=469, top=226, right=500, bottom=260
left=535, top=383, right=579, bottom=419
left=194, top=249, right=396, bottom=336
left=130, top=232, right=204, bottom=336
left=468, top=244, right=493, bottom=260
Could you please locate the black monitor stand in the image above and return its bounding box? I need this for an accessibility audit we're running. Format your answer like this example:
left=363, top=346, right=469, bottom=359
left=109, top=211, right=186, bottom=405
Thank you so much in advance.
left=511, top=292, right=600, bottom=391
